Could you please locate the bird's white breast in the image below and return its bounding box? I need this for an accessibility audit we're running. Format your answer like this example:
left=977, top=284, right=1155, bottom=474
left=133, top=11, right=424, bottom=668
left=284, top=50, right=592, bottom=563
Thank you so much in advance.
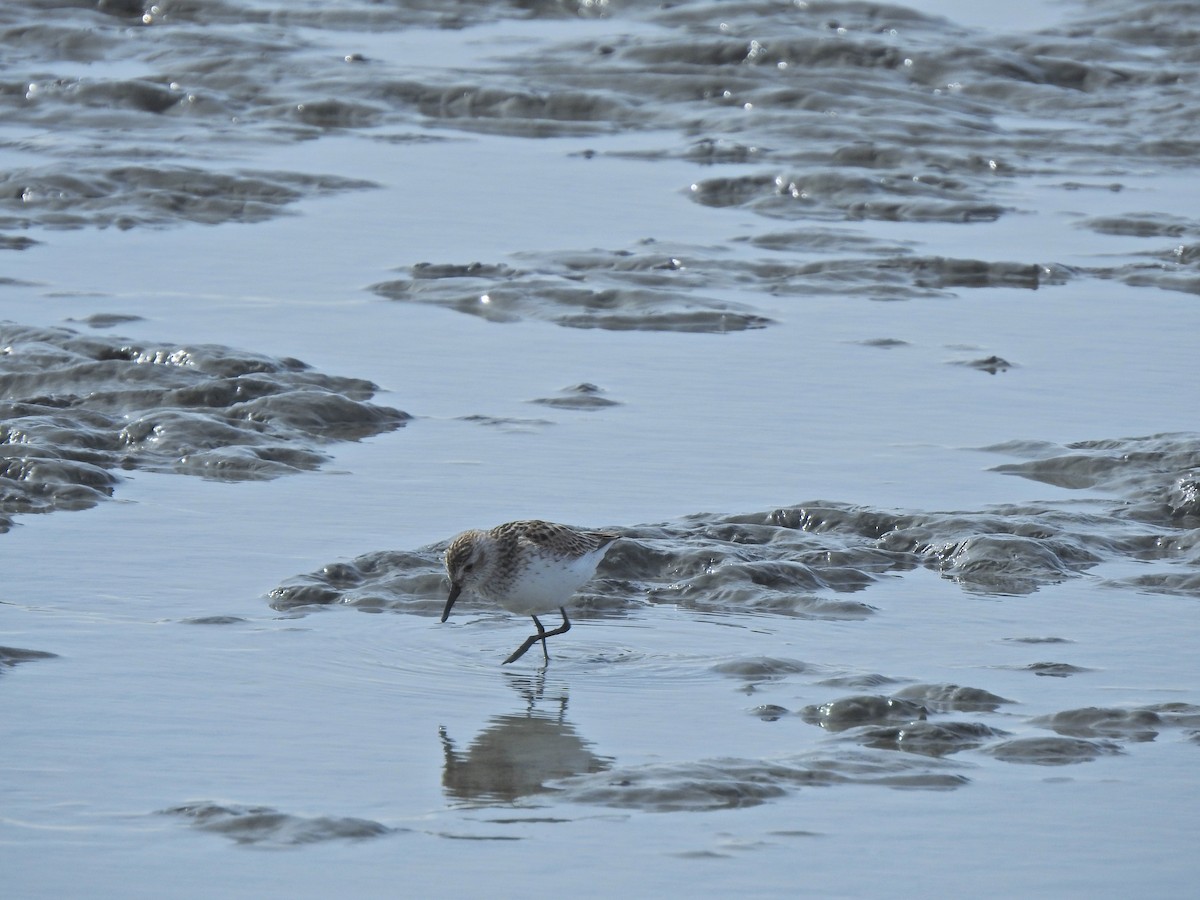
left=494, top=545, right=611, bottom=616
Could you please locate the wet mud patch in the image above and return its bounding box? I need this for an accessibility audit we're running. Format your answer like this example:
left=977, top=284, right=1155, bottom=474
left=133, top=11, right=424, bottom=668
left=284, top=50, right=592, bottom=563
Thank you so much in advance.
left=983, top=737, right=1124, bottom=766
left=900, top=259, right=1040, bottom=290
left=740, top=227, right=915, bottom=257
left=796, top=688, right=1014, bottom=760
left=711, top=657, right=815, bottom=684
left=0, top=322, right=408, bottom=527
left=799, top=695, right=929, bottom=732
left=1079, top=212, right=1196, bottom=239
left=1030, top=704, right=1200, bottom=741
left=743, top=254, right=1050, bottom=302
left=741, top=681, right=1018, bottom=760
left=370, top=249, right=773, bottom=333
left=987, top=433, right=1200, bottom=499
left=985, top=433, right=1200, bottom=595
left=853, top=721, right=1012, bottom=758
left=67, top=313, right=147, bottom=330
left=950, top=354, right=1015, bottom=374
left=269, top=548, right=449, bottom=614
left=1075, top=229, right=1200, bottom=298
left=529, top=383, right=620, bottom=411
left=890, top=683, right=1014, bottom=714
left=0, top=645, right=59, bottom=672
left=0, top=166, right=375, bottom=230
left=0, top=235, right=40, bottom=251
left=689, top=171, right=1009, bottom=225
left=752, top=678, right=1178, bottom=770
left=1013, top=662, right=1092, bottom=678
left=161, top=802, right=398, bottom=846
left=373, top=243, right=1055, bottom=324
left=817, top=672, right=904, bottom=691
left=458, top=414, right=554, bottom=432
left=749, top=704, right=791, bottom=722
left=180, top=615, right=249, bottom=626
left=553, top=750, right=970, bottom=812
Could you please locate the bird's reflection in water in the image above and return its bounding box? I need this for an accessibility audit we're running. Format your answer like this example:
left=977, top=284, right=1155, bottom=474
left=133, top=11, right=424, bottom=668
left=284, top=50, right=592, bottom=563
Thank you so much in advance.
left=439, top=671, right=612, bottom=803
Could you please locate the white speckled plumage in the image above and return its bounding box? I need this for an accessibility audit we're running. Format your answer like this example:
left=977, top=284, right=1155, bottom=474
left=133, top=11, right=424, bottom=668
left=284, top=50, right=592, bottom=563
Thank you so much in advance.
left=441, top=520, right=620, bottom=664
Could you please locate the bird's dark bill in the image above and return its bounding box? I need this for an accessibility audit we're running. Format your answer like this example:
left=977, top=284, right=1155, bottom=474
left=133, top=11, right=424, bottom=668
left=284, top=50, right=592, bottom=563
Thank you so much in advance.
left=441, top=583, right=462, bottom=622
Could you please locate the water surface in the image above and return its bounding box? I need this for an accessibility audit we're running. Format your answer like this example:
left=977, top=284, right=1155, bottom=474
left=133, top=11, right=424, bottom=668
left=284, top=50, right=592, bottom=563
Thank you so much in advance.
left=2, top=1, right=1198, bottom=896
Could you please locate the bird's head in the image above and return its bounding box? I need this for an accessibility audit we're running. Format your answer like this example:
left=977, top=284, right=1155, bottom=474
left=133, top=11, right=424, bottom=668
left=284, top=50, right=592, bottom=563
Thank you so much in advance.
left=441, top=530, right=492, bottom=622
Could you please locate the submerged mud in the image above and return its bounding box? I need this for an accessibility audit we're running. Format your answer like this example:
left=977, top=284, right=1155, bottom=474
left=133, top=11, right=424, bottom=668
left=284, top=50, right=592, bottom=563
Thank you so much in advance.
left=0, top=322, right=408, bottom=530
left=161, top=802, right=397, bottom=846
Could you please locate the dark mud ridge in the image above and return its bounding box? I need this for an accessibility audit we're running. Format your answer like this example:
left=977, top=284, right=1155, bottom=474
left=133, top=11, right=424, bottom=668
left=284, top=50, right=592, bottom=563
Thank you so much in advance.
left=371, top=252, right=775, bottom=333
left=0, top=167, right=376, bottom=231
left=0, top=322, right=408, bottom=532
left=370, top=246, right=1058, bottom=331
left=272, top=431, right=1200, bottom=614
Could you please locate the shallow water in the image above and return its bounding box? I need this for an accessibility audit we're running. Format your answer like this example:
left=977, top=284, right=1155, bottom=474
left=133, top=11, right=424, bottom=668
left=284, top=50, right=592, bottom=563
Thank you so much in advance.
left=2, top=1, right=1199, bottom=897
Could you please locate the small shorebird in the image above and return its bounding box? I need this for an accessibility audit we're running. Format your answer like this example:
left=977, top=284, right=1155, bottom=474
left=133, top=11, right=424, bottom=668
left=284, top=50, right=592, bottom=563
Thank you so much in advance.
left=441, top=520, right=620, bottom=664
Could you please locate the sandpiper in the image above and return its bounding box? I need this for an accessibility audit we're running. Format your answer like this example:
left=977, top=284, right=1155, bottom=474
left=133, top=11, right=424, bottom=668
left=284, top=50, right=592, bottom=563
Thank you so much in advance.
left=441, top=520, right=620, bottom=664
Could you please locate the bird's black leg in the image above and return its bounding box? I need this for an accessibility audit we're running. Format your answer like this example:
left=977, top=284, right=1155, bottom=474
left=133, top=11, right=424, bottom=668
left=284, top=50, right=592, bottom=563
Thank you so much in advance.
left=535, top=614, right=551, bottom=662
left=502, top=615, right=547, bottom=665
left=502, top=608, right=572, bottom=665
